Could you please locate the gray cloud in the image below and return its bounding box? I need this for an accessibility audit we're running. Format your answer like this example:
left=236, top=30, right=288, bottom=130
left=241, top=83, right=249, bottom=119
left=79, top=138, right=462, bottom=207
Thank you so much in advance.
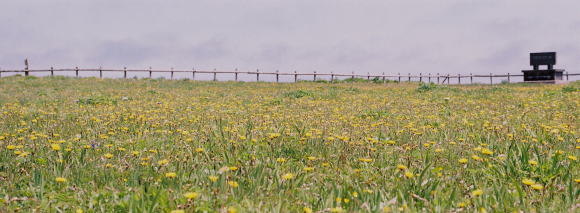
left=1, top=0, right=579, bottom=76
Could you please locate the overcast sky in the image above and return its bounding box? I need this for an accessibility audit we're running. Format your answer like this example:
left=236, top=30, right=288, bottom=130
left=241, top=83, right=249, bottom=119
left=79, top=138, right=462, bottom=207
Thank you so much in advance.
left=1, top=0, right=579, bottom=76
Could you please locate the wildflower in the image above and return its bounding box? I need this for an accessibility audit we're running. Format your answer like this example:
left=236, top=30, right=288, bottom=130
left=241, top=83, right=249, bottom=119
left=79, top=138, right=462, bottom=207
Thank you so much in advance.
left=195, top=148, right=205, bottom=153
left=471, top=155, right=482, bottom=161
left=471, top=189, right=483, bottom=197
left=276, top=158, right=286, bottom=163
left=229, top=166, right=239, bottom=171
left=359, top=158, right=373, bottom=163
left=209, top=175, right=219, bottom=182
left=228, top=181, right=239, bottom=188
left=404, top=171, right=414, bottom=178
left=131, top=151, right=139, bottom=156
left=330, top=207, right=344, bottom=212
left=157, top=159, right=169, bottom=166
left=531, top=184, right=543, bottom=190
left=481, top=148, right=493, bottom=155
left=568, top=156, right=577, bottom=161
left=105, top=163, right=113, bottom=168
left=303, top=167, right=314, bottom=172
left=303, top=207, right=313, bottom=213
left=363, top=189, right=374, bottom=193
left=227, top=207, right=237, bottom=213
left=307, top=156, right=317, bottom=161
left=104, top=153, right=113, bottom=159
left=574, top=179, right=580, bottom=183
left=184, top=192, right=199, bottom=200
left=382, top=206, right=392, bottom=213
left=282, top=173, right=294, bottom=180
left=522, top=179, right=535, bottom=186
left=51, top=144, right=61, bottom=151
left=6, top=145, right=16, bottom=150
left=55, top=177, right=67, bottom=183
left=458, top=158, right=468, bottom=164
left=528, top=160, right=538, bottom=166
left=396, top=164, right=407, bottom=170
left=170, top=210, right=185, bottom=213
left=165, top=172, right=177, bottom=178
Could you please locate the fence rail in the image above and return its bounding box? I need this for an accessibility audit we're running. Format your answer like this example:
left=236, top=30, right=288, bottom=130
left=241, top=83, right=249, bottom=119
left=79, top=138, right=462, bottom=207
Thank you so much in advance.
left=0, top=67, right=578, bottom=84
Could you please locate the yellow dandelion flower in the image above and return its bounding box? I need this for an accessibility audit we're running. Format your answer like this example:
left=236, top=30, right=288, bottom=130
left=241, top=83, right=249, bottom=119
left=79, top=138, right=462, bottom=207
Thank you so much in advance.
left=51, top=144, right=61, bottom=151
left=184, top=192, right=199, bottom=199
left=165, top=172, right=177, bottom=178
left=104, top=153, right=113, bottom=159
left=157, top=159, right=169, bottom=166
left=228, top=181, right=239, bottom=188
left=303, top=167, right=314, bottom=172
left=195, top=148, right=205, bottom=153
left=55, top=177, right=67, bottom=183
left=531, top=184, right=543, bottom=190
left=568, top=156, right=577, bottom=161
left=404, top=171, right=414, bottom=178
left=330, top=207, right=344, bottom=212
left=528, top=160, right=538, bottom=166
left=471, top=189, right=483, bottom=197
left=227, top=207, right=237, bottom=213
left=359, top=158, right=373, bottom=163
left=396, top=164, right=407, bottom=170
left=522, top=179, right=535, bottom=186
left=303, top=207, right=313, bottom=213
left=170, top=210, right=184, bottom=213
left=458, top=158, right=468, bottom=164
left=276, top=158, right=286, bottom=163
left=282, top=173, right=294, bottom=180
left=209, top=175, right=219, bottom=182
left=481, top=148, right=493, bottom=155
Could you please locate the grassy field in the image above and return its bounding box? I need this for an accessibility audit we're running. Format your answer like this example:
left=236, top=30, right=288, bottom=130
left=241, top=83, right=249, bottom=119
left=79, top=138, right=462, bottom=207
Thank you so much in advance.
left=0, top=76, right=579, bottom=212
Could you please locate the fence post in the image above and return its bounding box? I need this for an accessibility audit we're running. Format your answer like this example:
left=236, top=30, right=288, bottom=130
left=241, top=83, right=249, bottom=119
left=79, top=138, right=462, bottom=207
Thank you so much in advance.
left=437, top=73, right=440, bottom=84
left=122, top=67, right=127, bottom=79
left=76, top=66, right=79, bottom=78
left=367, top=72, right=370, bottom=81
left=382, top=72, right=386, bottom=84
left=419, top=73, right=422, bottom=82
left=192, top=67, right=196, bottom=80
left=149, top=67, right=153, bottom=78
left=98, top=66, right=102, bottom=78
left=470, top=73, right=473, bottom=84
left=51, top=67, right=54, bottom=77
left=170, top=68, right=174, bottom=80
left=235, top=68, right=238, bottom=82
left=24, top=59, right=29, bottom=76
left=507, top=73, right=510, bottom=83
left=276, top=70, right=280, bottom=83
left=458, top=73, right=461, bottom=84
left=313, top=71, right=317, bottom=81
left=294, top=71, right=298, bottom=82
left=331, top=72, right=334, bottom=82
left=408, top=73, right=411, bottom=82
left=566, top=71, right=569, bottom=81
left=398, top=73, right=401, bottom=83
left=213, top=68, right=217, bottom=81
left=490, top=73, right=493, bottom=85
left=256, top=69, right=260, bottom=82
left=428, top=73, right=431, bottom=83
left=351, top=72, right=355, bottom=83
left=447, top=74, right=450, bottom=85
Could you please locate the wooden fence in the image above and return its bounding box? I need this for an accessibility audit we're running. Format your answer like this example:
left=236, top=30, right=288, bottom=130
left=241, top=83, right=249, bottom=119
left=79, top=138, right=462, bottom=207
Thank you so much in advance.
left=0, top=67, right=578, bottom=84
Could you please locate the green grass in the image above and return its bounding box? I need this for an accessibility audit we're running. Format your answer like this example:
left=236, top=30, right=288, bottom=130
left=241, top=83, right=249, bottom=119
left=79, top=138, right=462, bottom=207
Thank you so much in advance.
left=0, top=76, right=578, bottom=212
